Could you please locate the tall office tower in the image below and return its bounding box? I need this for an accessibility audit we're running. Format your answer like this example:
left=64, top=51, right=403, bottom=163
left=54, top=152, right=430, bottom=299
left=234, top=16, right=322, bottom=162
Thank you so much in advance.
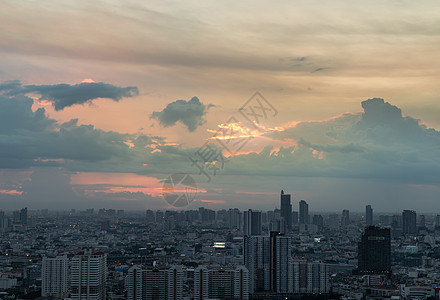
left=243, top=209, right=262, bottom=236
left=366, top=205, right=373, bottom=226
left=299, top=200, right=309, bottom=225
left=194, top=266, right=209, bottom=300
left=234, top=266, right=250, bottom=300
left=402, top=210, right=417, bottom=234
left=20, top=207, right=27, bottom=225
left=357, top=226, right=391, bottom=276
left=341, top=209, right=350, bottom=227
left=244, top=232, right=291, bottom=294
left=312, top=215, right=324, bottom=229
left=41, top=255, right=69, bottom=298
left=71, top=251, right=107, bottom=300
left=280, top=190, right=292, bottom=232
left=292, top=261, right=329, bottom=294
left=167, top=265, right=183, bottom=300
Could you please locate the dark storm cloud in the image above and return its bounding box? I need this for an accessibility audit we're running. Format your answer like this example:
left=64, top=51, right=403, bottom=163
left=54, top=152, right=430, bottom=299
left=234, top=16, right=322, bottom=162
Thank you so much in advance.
left=151, top=96, right=213, bottom=132
left=0, top=81, right=138, bottom=110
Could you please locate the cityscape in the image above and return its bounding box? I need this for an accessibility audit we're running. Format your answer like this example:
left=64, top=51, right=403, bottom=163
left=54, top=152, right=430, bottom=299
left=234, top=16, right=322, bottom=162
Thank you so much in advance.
left=0, top=191, right=437, bottom=299
left=1, top=0, right=440, bottom=299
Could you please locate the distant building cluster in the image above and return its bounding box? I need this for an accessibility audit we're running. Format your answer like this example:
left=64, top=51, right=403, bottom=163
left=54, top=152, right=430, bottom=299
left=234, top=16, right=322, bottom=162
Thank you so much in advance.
left=0, top=195, right=438, bottom=299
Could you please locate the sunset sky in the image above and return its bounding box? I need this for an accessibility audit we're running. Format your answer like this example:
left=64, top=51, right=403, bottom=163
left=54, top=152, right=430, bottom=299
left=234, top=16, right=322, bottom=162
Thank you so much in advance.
left=0, top=0, right=439, bottom=212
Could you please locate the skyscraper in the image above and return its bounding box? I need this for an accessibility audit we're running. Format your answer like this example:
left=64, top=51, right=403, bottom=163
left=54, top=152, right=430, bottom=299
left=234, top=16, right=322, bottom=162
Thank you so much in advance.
left=243, top=209, right=262, bottom=236
left=299, top=200, right=309, bottom=225
left=42, top=255, right=69, bottom=298
left=366, top=205, right=373, bottom=226
left=71, top=251, right=107, bottom=300
left=280, top=190, right=292, bottom=232
left=402, top=210, right=417, bottom=235
left=357, top=226, right=391, bottom=276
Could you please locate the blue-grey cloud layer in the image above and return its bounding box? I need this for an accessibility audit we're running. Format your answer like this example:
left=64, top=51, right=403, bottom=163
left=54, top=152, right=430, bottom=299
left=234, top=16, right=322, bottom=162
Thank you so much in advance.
left=233, top=98, right=440, bottom=185
left=151, top=96, right=212, bottom=132
left=0, top=80, right=138, bottom=110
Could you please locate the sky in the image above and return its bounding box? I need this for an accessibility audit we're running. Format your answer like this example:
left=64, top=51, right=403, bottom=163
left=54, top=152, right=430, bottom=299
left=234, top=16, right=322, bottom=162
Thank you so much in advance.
left=0, top=0, right=439, bottom=212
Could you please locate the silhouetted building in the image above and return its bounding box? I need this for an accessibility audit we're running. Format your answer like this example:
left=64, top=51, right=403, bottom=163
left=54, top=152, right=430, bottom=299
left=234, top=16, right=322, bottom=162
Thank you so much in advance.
left=299, top=200, right=309, bottom=225
left=243, top=209, right=262, bottom=236
left=312, top=214, right=324, bottom=229
left=20, top=207, right=27, bottom=225
left=341, top=209, right=350, bottom=227
left=402, top=210, right=417, bottom=235
left=358, top=226, right=391, bottom=276
left=280, top=190, right=292, bottom=232
left=419, top=215, right=426, bottom=227
left=292, top=211, right=298, bottom=225
left=366, top=205, right=373, bottom=226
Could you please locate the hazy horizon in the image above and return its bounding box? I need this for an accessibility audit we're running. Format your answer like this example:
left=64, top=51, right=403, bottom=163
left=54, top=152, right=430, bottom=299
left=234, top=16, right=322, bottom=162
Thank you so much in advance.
left=1, top=1, right=439, bottom=212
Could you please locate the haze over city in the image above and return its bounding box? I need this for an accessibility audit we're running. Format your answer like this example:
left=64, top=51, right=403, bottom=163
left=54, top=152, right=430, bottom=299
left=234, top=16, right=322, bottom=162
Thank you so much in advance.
left=0, top=0, right=439, bottom=212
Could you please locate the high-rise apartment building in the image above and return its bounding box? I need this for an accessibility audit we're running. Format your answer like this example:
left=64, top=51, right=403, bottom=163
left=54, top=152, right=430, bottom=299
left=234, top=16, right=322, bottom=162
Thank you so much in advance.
left=234, top=266, right=249, bottom=300
left=194, top=266, right=249, bottom=300
left=292, top=260, right=329, bottom=293
left=127, top=266, right=183, bottom=300
left=402, top=210, right=417, bottom=235
left=71, top=251, right=107, bottom=300
left=194, top=266, right=209, bottom=300
left=42, top=255, right=69, bottom=298
left=244, top=232, right=292, bottom=295
left=167, top=265, right=183, bottom=300
left=299, top=200, right=309, bottom=225
left=357, top=226, right=391, bottom=276
left=280, top=190, right=292, bottom=232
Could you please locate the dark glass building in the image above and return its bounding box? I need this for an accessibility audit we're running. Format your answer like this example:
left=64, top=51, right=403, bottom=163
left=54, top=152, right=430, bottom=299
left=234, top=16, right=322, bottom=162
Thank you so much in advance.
left=358, top=226, right=391, bottom=276
left=280, top=190, right=292, bottom=232
left=402, top=210, right=417, bottom=235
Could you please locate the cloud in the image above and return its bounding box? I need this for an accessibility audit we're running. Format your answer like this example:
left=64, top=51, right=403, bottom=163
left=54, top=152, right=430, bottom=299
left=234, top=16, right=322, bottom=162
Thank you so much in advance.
left=151, top=96, right=213, bottom=132
left=311, top=67, right=327, bottom=73
left=226, top=98, right=440, bottom=185
left=0, top=81, right=138, bottom=110
left=0, top=89, right=203, bottom=175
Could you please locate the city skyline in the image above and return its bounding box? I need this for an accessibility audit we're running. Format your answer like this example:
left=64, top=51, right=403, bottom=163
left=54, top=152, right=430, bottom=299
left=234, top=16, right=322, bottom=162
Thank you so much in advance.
left=1, top=1, right=440, bottom=212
